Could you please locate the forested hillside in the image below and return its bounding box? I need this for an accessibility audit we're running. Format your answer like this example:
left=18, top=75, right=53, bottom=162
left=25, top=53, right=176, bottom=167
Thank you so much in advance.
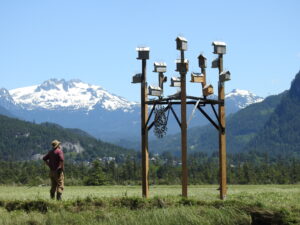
left=0, top=114, right=134, bottom=161
left=150, top=92, right=284, bottom=155
left=151, top=70, right=300, bottom=156
left=245, top=71, right=300, bottom=154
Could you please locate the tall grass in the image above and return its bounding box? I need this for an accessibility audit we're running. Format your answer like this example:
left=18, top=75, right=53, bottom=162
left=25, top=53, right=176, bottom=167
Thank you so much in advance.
left=0, top=185, right=299, bottom=225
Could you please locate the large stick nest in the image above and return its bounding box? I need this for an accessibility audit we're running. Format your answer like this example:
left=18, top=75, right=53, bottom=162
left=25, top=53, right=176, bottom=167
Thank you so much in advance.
left=153, top=106, right=168, bottom=138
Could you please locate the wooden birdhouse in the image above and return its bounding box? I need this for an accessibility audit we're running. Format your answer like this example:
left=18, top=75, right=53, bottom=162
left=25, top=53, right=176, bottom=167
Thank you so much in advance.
left=148, top=85, right=162, bottom=96
left=203, top=84, right=214, bottom=96
left=132, top=73, right=142, bottom=83
left=136, top=47, right=150, bottom=60
left=191, top=72, right=205, bottom=83
left=153, top=62, right=167, bottom=73
left=198, top=54, right=207, bottom=68
left=219, top=71, right=231, bottom=82
left=211, top=58, right=219, bottom=68
left=176, top=36, right=188, bottom=51
left=175, top=59, right=189, bottom=73
left=212, top=41, right=226, bottom=54
left=170, top=77, right=181, bottom=87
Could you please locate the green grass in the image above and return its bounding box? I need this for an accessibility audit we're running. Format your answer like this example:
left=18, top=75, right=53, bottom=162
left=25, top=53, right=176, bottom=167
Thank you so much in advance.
left=0, top=185, right=299, bottom=225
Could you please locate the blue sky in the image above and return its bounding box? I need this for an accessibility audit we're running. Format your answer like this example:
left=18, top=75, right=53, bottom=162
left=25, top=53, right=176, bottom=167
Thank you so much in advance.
left=0, top=0, right=299, bottom=101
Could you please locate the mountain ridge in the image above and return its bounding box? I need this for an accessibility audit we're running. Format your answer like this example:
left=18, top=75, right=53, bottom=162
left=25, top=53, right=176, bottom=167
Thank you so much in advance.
left=244, top=70, right=300, bottom=154
left=0, top=79, right=264, bottom=142
left=0, top=114, right=134, bottom=161
left=148, top=92, right=283, bottom=155
left=9, top=78, right=138, bottom=112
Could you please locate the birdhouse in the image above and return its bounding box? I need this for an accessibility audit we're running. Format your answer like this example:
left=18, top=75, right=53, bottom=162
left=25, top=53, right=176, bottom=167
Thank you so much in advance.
left=153, top=62, right=167, bottom=73
left=176, top=36, right=188, bottom=51
left=132, top=73, right=142, bottom=83
left=198, top=54, right=207, bottom=68
left=136, top=47, right=150, bottom=60
left=148, top=85, right=162, bottom=96
left=170, top=77, right=181, bottom=87
left=212, top=41, right=226, bottom=54
left=203, top=84, right=214, bottom=96
left=175, top=59, right=189, bottom=73
left=219, top=71, right=231, bottom=82
left=211, top=58, right=219, bottom=68
left=190, top=72, right=205, bottom=83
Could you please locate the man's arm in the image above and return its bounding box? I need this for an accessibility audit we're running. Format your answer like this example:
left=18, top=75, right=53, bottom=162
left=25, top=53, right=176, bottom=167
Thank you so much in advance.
left=58, top=160, right=64, bottom=171
left=42, top=153, right=50, bottom=168
left=58, top=150, right=64, bottom=172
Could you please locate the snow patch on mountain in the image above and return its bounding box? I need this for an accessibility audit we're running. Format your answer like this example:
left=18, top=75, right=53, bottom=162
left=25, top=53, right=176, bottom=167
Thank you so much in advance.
left=0, top=88, right=17, bottom=110
left=9, top=79, right=138, bottom=112
left=225, top=89, right=264, bottom=109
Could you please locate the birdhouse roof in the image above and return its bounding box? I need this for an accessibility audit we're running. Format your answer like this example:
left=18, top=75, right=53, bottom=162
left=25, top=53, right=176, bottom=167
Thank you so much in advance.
left=176, top=36, right=187, bottom=42
left=198, top=54, right=207, bottom=59
left=149, top=85, right=162, bottom=90
left=220, top=71, right=230, bottom=76
left=191, top=72, right=204, bottom=77
left=204, top=84, right=213, bottom=88
left=133, top=73, right=142, bottom=77
left=171, top=77, right=181, bottom=81
left=175, top=59, right=189, bottom=63
left=154, top=62, right=167, bottom=67
left=212, top=41, right=226, bottom=47
left=136, top=47, right=150, bottom=51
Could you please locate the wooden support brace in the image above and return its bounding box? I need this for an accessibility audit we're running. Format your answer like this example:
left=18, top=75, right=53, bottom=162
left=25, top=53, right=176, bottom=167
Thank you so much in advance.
left=146, top=103, right=156, bottom=127
left=197, top=105, right=220, bottom=131
left=211, top=104, right=224, bottom=132
left=170, top=105, right=181, bottom=128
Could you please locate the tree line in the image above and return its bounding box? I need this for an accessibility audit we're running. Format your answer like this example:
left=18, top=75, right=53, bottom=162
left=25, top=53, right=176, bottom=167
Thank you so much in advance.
left=0, top=151, right=299, bottom=186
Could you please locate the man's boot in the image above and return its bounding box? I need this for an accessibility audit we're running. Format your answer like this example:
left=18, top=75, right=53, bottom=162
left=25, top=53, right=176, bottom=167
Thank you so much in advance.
left=56, top=192, right=62, bottom=201
left=50, top=192, right=55, bottom=200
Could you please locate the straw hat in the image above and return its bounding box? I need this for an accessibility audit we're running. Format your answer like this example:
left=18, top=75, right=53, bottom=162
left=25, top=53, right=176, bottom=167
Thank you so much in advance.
left=51, top=140, right=61, bottom=149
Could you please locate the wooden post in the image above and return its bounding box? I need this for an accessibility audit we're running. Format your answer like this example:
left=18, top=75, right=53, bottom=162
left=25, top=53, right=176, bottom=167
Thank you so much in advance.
left=201, top=67, right=207, bottom=96
left=218, top=54, right=227, bottom=200
left=141, top=58, right=149, bottom=198
left=158, top=72, right=164, bottom=90
left=180, top=50, right=188, bottom=198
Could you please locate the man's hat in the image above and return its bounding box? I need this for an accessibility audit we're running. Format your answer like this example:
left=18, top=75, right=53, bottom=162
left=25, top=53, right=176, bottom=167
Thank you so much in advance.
left=51, top=140, right=61, bottom=149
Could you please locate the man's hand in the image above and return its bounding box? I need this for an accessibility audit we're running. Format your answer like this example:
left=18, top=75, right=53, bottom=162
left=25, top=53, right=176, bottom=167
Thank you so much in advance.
left=44, top=160, right=50, bottom=168
left=57, top=168, right=63, bottom=174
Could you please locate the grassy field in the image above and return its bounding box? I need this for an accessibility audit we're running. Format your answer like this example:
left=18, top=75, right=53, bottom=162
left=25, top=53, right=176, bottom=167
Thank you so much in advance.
left=0, top=185, right=299, bottom=225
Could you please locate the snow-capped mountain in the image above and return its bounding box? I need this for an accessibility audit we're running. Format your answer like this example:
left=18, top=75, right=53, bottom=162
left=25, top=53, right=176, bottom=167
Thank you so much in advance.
left=0, top=88, right=17, bottom=110
left=225, top=89, right=264, bottom=110
left=0, top=79, right=264, bottom=143
left=0, top=79, right=140, bottom=142
left=10, top=79, right=138, bottom=112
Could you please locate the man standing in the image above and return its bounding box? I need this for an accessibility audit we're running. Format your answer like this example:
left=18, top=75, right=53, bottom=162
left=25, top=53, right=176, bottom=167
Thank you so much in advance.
left=43, top=140, right=64, bottom=200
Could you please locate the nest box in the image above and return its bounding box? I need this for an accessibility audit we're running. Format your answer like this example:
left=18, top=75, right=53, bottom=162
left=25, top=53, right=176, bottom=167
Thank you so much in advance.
left=136, top=47, right=150, bottom=60
left=153, top=62, right=167, bottom=73
left=175, top=59, right=189, bottom=73
left=132, top=73, right=142, bottom=83
left=211, top=58, right=219, bottom=68
left=212, top=41, right=226, bottom=54
left=219, top=71, right=231, bottom=82
left=191, top=72, right=205, bottom=83
left=198, top=54, right=207, bottom=68
left=170, top=77, right=181, bottom=87
left=176, top=36, right=188, bottom=51
left=148, top=85, right=162, bottom=96
left=203, top=84, right=214, bottom=96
